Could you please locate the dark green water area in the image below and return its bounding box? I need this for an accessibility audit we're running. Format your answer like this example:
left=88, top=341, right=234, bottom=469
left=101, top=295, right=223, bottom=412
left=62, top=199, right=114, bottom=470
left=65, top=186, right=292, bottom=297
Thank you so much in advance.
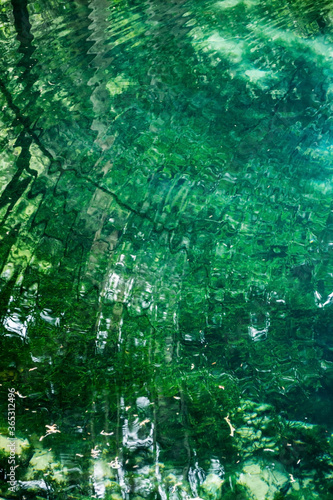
left=0, top=0, right=333, bottom=498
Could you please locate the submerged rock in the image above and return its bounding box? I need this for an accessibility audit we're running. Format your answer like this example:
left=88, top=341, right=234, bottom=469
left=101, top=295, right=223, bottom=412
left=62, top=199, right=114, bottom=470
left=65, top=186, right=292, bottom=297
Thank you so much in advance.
left=239, top=473, right=268, bottom=500
left=200, top=473, right=223, bottom=500
left=0, top=435, right=30, bottom=457
left=237, top=460, right=289, bottom=500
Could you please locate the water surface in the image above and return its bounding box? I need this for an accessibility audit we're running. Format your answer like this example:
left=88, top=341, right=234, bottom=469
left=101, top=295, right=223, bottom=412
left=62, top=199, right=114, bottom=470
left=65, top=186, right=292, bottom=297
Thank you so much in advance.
left=0, top=0, right=333, bottom=498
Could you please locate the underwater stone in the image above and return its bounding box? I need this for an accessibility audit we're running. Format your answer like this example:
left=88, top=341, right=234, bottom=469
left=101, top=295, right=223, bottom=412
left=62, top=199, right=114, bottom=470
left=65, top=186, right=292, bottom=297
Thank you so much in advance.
left=238, top=460, right=289, bottom=499
left=28, top=449, right=55, bottom=471
left=0, top=435, right=30, bottom=456
left=243, top=464, right=261, bottom=475
left=291, top=481, right=301, bottom=491
left=25, top=447, right=67, bottom=483
left=200, top=473, right=223, bottom=500
left=238, top=472, right=268, bottom=500
left=110, top=493, right=123, bottom=500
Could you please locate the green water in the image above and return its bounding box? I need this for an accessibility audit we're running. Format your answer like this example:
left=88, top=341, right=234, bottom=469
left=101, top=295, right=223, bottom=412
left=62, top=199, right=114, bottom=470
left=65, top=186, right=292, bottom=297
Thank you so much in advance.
left=0, top=0, right=333, bottom=498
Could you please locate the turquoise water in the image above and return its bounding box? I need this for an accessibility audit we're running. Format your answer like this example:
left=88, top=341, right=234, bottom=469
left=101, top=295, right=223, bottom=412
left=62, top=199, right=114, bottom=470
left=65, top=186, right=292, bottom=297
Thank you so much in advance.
left=0, top=0, right=333, bottom=498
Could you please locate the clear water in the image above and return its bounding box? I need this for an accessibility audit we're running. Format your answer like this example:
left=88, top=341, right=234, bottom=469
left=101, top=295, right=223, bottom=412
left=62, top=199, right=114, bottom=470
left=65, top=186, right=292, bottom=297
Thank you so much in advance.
left=0, top=0, right=333, bottom=498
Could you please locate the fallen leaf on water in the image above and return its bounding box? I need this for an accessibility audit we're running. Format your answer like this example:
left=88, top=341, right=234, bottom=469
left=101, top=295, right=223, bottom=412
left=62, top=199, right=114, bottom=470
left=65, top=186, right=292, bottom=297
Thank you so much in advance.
left=108, top=457, right=121, bottom=469
left=39, top=424, right=61, bottom=441
left=224, top=415, right=235, bottom=437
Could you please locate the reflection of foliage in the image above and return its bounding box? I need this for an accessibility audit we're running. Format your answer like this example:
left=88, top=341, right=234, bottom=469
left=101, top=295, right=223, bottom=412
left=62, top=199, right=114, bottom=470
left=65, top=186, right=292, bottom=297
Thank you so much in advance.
left=185, top=375, right=239, bottom=459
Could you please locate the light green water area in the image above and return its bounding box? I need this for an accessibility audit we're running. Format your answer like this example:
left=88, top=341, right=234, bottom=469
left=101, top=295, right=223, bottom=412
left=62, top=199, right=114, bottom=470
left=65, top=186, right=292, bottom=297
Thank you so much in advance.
left=0, top=0, right=333, bottom=498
